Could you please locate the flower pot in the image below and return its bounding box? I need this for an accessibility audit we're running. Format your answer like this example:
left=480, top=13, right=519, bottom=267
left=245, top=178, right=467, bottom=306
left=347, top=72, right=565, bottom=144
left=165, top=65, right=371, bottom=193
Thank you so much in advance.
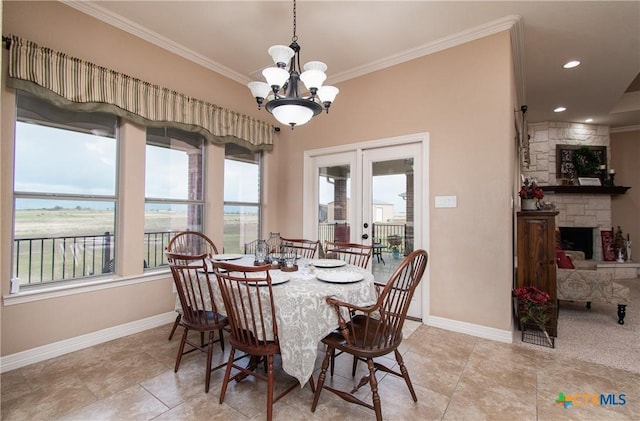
left=521, top=198, right=537, bottom=211
left=392, top=249, right=400, bottom=259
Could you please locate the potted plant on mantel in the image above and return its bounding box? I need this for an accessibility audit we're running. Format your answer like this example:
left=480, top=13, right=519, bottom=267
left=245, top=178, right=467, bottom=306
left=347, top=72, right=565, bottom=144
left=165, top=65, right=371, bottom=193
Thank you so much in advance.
left=519, top=176, right=544, bottom=211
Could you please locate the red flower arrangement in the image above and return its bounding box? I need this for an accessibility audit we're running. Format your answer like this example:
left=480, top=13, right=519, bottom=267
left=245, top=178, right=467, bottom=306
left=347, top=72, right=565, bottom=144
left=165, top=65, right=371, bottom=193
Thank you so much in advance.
left=513, top=285, right=553, bottom=346
left=519, top=177, right=544, bottom=200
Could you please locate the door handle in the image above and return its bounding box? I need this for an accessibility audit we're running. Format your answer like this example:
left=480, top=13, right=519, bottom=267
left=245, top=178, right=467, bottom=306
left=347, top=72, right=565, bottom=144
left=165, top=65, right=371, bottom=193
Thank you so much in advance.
left=361, top=233, right=369, bottom=240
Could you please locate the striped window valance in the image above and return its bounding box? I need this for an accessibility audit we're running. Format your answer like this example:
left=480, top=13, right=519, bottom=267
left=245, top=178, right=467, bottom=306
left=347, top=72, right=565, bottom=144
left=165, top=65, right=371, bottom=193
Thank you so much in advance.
left=5, top=35, right=274, bottom=151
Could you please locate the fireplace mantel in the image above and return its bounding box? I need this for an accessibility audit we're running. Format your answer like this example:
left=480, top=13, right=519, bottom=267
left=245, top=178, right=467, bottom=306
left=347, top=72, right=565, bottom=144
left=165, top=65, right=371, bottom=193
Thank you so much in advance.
left=541, top=185, right=630, bottom=195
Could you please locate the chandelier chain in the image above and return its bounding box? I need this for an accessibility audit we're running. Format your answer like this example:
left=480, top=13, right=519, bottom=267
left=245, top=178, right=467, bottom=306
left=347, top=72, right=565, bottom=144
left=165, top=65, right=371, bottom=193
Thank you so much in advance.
left=292, top=0, right=298, bottom=42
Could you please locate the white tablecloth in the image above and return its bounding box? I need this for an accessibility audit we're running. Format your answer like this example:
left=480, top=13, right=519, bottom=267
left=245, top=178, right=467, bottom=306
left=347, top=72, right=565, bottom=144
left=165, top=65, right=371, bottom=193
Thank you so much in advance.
left=175, top=255, right=377, bottom=386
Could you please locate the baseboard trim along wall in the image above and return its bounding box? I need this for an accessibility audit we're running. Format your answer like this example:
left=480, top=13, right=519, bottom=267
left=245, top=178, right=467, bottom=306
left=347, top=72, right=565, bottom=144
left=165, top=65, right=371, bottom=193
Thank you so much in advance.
left=0, top=311, right=176, bottom=373
left=427, top=316, right=514, bottom=343
left=1, top=312, right=514, bottom=373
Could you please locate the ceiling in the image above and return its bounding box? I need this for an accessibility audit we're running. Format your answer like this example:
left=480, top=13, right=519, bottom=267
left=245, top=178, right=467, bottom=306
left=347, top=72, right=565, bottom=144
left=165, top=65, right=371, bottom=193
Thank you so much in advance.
left=64, top=1, right=640, bottom=130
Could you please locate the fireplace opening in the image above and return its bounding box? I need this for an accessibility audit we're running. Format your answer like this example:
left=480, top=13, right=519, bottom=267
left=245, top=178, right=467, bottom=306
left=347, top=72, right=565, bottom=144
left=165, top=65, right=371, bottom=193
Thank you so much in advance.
left=559, top=227, right=594, bottom=259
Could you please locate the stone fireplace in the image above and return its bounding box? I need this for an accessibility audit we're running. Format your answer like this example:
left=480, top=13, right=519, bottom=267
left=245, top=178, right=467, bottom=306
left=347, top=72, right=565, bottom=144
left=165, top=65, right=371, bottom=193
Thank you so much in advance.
left=524, top=122, right=612, bottom=261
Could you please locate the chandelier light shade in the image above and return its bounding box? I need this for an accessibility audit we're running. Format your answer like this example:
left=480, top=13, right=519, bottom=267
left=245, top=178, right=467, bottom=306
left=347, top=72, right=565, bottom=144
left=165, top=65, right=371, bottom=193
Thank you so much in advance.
left=247, top=0, right=339, bottom=129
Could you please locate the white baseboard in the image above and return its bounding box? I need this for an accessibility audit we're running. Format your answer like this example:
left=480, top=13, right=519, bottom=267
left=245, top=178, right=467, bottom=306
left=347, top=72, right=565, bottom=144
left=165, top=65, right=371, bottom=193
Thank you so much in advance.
left=426, top=315, right=514, bottom=343
left=0, top=311, right=176, bottom=373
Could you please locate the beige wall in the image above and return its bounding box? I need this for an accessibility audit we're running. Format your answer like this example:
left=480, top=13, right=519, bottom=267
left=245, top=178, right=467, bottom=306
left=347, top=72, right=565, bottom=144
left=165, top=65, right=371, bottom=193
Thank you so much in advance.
left=0, top=1, right=280, bottom=356
left=611, top=129, right=640, bottom=256
left=1, top=1, right=517, bottom=358
left=274, top=32, right=517, bottom=330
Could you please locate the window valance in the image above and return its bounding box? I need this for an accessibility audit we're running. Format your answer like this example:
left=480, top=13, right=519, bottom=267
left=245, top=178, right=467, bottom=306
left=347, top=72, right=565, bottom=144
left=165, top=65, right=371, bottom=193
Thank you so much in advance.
left=5, top=35, right=274, bottom=151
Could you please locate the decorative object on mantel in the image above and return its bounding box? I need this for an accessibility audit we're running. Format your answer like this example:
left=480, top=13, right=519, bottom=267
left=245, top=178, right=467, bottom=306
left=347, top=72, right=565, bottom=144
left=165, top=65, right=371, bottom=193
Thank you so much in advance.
left=556, top=144, right=606, bottom=181
left=247, top=0, right=339, bottom=129
left=627, top=235, right=632, bottom=261
left=601, top=228, right=616, bottom=261
left=513, top=286, right=555, bottom=348
left=577, top=177, right=601, bottom=186
left=614, top=226, right=628, bottom=261
left=607, top=168, right=616, bottom=187
left=519, top=176, right=544, bottom=210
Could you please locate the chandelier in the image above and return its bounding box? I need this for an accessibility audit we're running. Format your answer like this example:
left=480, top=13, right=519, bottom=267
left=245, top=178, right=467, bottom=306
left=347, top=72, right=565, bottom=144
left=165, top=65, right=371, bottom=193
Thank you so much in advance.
left=247, top=0, right=339, bottom=129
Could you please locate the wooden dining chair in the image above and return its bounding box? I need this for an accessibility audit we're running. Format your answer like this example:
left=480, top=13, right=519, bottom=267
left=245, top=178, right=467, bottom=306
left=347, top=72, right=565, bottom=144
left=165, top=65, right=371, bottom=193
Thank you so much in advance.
left=211, top=261, right=298, bottom=421
left=166, top=231, right=220, bottom=341
left=311, top=249, right=429, bottom=421
left=280, top=237, right=320, bottom=259
left=324, top=241, right=373, bottom=269
left=166, top=252, right=228, bottom=393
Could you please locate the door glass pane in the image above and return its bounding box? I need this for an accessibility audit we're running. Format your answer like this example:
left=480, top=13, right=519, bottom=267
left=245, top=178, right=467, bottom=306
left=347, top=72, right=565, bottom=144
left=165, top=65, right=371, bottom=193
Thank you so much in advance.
left=371, top=158, right=414, bottom=260
left=318, top=164, right=351, bottom=245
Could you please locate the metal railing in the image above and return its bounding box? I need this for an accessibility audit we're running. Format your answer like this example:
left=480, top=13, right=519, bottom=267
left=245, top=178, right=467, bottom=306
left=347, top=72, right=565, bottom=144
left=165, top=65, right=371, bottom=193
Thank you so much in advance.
left=317, top=222, right=407, bottom=254
left=13, top=231, right=179, bottom=285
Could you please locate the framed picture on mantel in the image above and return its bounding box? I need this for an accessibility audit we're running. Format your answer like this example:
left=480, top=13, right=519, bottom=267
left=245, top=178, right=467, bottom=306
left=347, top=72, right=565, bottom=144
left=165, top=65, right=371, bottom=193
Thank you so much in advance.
left=556, top=145, right=606, bottom=177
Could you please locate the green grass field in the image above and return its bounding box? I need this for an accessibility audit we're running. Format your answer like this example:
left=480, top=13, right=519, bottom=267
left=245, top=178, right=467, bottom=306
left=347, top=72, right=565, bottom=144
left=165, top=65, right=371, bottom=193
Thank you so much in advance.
left=13, top=209, right=258, bottom=284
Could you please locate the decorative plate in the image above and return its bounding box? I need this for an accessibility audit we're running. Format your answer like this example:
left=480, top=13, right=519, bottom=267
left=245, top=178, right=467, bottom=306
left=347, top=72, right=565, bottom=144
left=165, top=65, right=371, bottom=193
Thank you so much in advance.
left=211, top=254, right=243, bottom=261
left=309, top=259, right=347, bottom=268
left=316, top=270, right=364, bottom=284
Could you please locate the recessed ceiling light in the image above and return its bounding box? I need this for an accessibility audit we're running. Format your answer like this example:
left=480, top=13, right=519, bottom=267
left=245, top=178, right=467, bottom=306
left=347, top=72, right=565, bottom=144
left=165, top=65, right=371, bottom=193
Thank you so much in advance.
left=585, top=118, right=593, bottom=123
left=563, top=60, right=580, bottom=69
left=554, top=107, right=567, bottom=113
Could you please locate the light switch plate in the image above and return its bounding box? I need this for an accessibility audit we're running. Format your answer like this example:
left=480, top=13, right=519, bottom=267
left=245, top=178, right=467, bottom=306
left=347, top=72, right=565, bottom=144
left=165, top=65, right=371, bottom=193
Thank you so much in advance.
left=435, top=195, right=457, bottom=208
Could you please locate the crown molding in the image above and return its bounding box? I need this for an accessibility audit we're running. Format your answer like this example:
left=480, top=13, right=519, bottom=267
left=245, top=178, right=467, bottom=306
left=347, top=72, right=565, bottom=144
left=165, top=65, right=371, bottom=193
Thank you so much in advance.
left=61, top=0, right=248, bottom=85
left=611, top=125, right=640, bottom=133
left=328, top=15, right=522, bottom=85
left=510, top=16, right=526, bottom=108
left=62, top=1, right=521, bottom=88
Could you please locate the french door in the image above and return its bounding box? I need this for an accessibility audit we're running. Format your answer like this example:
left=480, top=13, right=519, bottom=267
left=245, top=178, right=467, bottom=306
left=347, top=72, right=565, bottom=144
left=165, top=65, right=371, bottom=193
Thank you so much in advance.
left=303, top=134, right=428, bottom=320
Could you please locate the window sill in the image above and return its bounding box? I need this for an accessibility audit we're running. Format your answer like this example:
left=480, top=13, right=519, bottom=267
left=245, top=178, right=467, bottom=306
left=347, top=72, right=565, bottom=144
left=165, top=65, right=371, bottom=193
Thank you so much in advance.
left=2, top=269, right=172, bottom=306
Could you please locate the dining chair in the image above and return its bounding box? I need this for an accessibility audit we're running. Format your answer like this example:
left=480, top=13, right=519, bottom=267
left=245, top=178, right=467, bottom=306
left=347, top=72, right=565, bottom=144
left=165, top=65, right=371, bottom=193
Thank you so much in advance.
left=311, top=249, right=429, bottom=421
left=211, top=261, right=298, bottom=421
left=166, top=230, right=220, bottom=341
left=166, top=252, right=228, bottom=393
left=324, top=241, right=373, bottom=269
left=280, top=237, right=320, bottom=259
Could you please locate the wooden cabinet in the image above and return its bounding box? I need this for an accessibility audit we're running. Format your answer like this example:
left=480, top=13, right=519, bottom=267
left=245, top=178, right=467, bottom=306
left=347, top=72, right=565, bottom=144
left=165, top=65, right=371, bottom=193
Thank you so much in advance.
left=516, top=211, right=559, bottom=299
left=516, top=211, right=559, bottom=335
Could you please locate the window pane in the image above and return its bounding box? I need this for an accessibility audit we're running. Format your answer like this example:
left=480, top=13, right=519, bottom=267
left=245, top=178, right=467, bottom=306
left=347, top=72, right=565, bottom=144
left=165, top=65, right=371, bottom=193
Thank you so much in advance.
left=145, top=128, right=203, bottom=201
left=145, top=128, right=205, bottom=269
left=13, top=198, right=116, bottom=285
left=223, top=205, right=259, bottom=253
left=14, top=92, right=118, bottom=287
left=14, top=122, right=116, bottom=195
left=224, top=144, right=259, bottom=203
left=144, top=203, right=203, bottom=268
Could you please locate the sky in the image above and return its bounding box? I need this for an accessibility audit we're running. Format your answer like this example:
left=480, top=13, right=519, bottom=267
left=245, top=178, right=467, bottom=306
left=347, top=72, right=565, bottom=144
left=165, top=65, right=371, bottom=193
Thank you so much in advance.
left=15, top=121, right=405, bottom=213
left=14, top=122, right=259, bottom=210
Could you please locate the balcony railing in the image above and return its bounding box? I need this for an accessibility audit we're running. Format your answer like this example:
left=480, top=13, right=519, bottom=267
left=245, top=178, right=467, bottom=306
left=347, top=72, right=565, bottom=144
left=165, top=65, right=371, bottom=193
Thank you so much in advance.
left=317, top=222, right=407, bottom=254
left=13, top=231, right=179, bottom=285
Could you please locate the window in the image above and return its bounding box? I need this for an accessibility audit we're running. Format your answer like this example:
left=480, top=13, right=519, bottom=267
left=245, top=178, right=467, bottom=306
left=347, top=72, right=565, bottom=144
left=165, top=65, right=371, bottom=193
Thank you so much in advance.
left=224, top=144, right=262, bottom=253
left=145, top=128, right=205, bottom=268
left=13, top=92, right=118, bottom=286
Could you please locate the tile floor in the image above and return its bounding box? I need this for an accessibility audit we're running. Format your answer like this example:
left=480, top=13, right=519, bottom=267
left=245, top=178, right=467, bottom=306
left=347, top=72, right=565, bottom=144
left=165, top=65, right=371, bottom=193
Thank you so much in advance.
left=1, top=321, right=638, bottom=420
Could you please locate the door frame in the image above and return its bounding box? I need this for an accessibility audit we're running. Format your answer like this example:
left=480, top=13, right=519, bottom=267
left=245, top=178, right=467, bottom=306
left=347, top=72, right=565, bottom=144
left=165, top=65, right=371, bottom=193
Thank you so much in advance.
left=303, top=132, right=430, bottom=321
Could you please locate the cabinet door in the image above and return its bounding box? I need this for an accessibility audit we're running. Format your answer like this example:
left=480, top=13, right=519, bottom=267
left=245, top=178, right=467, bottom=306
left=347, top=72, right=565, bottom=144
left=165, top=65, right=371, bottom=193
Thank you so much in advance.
left=517, top=212, right=557, bottom=300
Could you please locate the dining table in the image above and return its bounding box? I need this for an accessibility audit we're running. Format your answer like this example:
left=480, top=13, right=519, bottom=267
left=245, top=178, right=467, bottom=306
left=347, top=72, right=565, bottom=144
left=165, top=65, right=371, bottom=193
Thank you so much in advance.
left=198, top=254, right=378, bottom=387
